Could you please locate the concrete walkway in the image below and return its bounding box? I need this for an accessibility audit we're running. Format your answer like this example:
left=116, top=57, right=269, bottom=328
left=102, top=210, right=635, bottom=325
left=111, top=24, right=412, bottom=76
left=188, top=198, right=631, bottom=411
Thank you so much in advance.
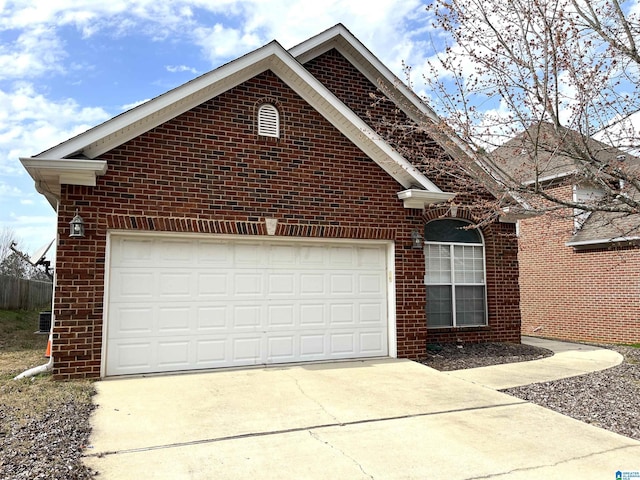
left=446, top=336, right=624, bottom=389
left=83, top=339, right=638, bottom=479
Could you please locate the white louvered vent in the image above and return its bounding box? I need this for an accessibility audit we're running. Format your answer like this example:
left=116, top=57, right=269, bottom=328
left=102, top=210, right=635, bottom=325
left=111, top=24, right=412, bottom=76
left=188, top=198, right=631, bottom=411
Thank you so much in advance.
left=258, top=104, right=279, bottom=138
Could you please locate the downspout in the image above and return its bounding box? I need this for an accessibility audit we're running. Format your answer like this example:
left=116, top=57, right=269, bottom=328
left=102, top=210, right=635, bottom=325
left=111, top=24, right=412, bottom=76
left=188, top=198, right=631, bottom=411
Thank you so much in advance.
left=14, top=208, right=58, bottom=381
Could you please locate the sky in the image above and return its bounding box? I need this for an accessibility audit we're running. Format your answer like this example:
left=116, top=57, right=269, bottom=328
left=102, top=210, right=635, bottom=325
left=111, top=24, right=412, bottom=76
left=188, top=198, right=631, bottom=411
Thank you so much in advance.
left=0, top=0, right=442, bottom=256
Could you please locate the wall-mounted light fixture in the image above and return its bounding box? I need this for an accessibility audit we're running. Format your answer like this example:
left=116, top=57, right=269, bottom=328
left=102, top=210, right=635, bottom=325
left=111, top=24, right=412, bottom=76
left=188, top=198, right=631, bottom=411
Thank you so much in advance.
left=69, top=209, right=85, bottom=238
left=411, top=229, right=423, bottom=249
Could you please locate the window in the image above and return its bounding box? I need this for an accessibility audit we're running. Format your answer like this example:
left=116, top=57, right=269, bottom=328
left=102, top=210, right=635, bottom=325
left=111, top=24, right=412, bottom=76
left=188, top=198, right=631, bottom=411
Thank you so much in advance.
left=257, top=104, right=279, bottom=137
left=424, top=219, right=487, bottom=328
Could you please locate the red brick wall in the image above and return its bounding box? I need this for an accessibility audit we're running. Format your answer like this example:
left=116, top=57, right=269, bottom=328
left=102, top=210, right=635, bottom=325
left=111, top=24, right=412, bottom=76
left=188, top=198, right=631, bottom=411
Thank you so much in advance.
left=52, top=52, right=520, bottom=379
left=519, top=185, right=640, bottom=344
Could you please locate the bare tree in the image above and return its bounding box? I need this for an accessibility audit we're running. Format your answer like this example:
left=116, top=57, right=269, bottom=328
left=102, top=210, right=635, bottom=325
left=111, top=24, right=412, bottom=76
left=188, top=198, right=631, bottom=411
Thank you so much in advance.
left=0, top=227, right=51, bottom=280
left=418, top=0, right=640, bottom=232
left=0, top=227, right=19, bottom=265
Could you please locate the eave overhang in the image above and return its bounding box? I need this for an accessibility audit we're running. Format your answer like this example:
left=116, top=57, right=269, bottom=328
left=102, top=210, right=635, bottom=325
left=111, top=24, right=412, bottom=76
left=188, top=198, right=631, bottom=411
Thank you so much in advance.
left=397, top=189, right=456, bottom=209
left=20, top=158, right=108, bottom=208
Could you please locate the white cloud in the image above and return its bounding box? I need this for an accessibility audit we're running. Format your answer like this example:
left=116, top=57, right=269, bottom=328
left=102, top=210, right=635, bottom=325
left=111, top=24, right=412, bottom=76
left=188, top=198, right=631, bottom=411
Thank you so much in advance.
left=0, top=25, right=66, bottom=80
left=120, top=99, right=151, bottom=111
left=0, top=83, right=110, bottom=172
left=166, top=65, right=198, bottom=74
left=5, top=212, right=57, bottom=254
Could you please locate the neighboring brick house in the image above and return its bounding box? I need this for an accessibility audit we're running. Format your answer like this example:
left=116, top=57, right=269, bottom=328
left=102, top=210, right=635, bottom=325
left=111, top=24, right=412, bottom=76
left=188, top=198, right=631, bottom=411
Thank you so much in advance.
left=493, top=124, right=640, bottom=344
left=21, top=24, right=520, bottom=380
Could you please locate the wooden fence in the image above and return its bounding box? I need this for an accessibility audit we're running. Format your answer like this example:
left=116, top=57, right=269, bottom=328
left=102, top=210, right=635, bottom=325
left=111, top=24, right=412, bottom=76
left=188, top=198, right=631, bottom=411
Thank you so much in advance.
left=0, top=275, right=53, bottom=310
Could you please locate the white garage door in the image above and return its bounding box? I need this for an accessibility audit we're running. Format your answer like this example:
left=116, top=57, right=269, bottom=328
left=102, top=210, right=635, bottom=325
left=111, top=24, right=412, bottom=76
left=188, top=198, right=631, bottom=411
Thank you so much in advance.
left=105, top=235, right=389, bottom=376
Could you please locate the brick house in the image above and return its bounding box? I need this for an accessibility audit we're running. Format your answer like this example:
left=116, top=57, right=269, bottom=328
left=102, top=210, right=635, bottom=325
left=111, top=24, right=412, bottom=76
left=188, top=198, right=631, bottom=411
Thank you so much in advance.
left=21, top=24, right=521, bottom=379
left=493, top=123, right=640, bottom=344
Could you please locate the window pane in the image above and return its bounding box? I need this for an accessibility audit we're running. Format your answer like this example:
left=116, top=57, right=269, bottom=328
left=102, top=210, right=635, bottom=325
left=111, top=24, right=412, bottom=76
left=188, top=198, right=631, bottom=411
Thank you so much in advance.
left=425, top=244, right=451, bottom=284
left=455, top=286, right=486, bottom=326
left=453, top=245, right=484, bottom=284
left=424, top=219, right=481, bottom=243
left=427, top=285, right=453, bottom=327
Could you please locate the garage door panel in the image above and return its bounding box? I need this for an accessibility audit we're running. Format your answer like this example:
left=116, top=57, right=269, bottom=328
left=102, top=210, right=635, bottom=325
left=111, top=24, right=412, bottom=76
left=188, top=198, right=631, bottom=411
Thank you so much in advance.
left=197, top=306, right=228, bottom=330
left=234, top=273, right=263, bottom=296
left=197, top=241, right=233, bottom=265
left=359, top=274, right=384, bottom=294
left=158, top=306, right=190, bottom=332
left=267, top=304, right=295, bottom=327
left=106, top=237, right=389, bottom=376
left=197, top=273, right=230, bottom=296
left=112, top=238, right=154, bottom=266
left=300, top=274, right=324, bottom=295
left=266, top=335, right=296, bottom=362
left=234, top=243, right=264, bottom=266
left=360, top=331, right=385, bottom=354
left=111, top=307, right=154, bottom=335
left=109, top=341, right=153, bottom=371
left=299, top=333, right=327, bottom=357
left=299, top=304, right=325, bottom=326
left=158, top=272, right=192, bottom=297
left=196, top=338, right=227, bottom=365
left=111, top=271, right=155, bottom=300
left=267, top=273, right=296, bottom=295
left=156, top=340, right=190, bottom=368
left=159, top=239, right=193, bottom=263
left=232, top=336, right=262, bottom=363
left=360, top=303, right=385, bottom=324
left=329, top=304, right=355, bottom=324
left=330, top=332, right=356, bottom=354
left=330, top=274, right=354, bottom=295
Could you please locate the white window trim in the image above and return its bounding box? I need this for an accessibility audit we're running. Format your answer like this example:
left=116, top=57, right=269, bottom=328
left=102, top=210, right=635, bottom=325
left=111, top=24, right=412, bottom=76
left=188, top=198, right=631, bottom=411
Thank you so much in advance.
left=258, top=104, right=279, bottom=138
left=424, top=240, right=488, bottom=328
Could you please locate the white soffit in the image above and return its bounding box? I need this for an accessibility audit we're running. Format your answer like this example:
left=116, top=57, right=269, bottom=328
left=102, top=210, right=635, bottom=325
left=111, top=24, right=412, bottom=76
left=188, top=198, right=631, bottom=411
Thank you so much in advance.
left=397, top=189, right=456, bottom=209
left=20, top=158, right=108, bottom=207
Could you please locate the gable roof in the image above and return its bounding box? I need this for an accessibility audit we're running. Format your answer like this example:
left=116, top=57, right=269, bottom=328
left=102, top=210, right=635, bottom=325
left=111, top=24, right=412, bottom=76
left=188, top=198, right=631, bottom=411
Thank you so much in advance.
left=21, top=24, right=457, bottom=209
left=566, top=209, right=640, bottom=248
left=491, top=122, right=640, bottom=185
left=291, top=25, right=481, bottom=167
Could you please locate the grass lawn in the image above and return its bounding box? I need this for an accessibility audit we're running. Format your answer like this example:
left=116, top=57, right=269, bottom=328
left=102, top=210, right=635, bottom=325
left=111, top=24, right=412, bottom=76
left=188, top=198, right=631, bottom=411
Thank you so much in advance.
left=0, top=309, right=96, bottom=479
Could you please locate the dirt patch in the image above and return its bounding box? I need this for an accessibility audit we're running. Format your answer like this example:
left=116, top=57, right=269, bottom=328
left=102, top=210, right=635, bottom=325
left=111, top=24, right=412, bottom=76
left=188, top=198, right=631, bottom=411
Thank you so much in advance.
left=0, top=310, right=97, bottom=479
left=420, top=341, right=553, bottom=371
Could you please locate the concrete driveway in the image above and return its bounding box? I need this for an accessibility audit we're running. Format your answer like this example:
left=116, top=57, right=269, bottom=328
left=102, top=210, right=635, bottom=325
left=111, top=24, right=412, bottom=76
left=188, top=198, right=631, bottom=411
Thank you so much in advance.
left=84, top=358, right=639, bottom=479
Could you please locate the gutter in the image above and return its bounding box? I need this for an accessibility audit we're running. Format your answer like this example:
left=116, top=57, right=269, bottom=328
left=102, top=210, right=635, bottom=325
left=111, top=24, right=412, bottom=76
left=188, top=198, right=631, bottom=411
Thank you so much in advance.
left=566, top=236, right=640, bottom=248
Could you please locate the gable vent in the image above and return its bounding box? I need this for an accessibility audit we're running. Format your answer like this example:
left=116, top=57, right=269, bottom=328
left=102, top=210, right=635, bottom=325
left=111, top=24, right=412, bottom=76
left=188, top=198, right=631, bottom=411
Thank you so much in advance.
left=258, top=104, right=279, bottom=138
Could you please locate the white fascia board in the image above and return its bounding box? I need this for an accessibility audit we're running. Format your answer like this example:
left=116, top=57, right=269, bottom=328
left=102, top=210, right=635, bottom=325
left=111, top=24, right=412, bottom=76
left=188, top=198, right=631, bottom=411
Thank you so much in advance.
left=397, top=189, right=456, bottom=209
left=20, top=157, right=108, bottom=208
left=35, top=44, right=280, bottom=160
left=565, top=236, right=640, bottom=248
left=290, top=25, right=440, bottom=123
left=522, top=170, right=576, bottom=186
left=20, top=158, right=108, bottom=179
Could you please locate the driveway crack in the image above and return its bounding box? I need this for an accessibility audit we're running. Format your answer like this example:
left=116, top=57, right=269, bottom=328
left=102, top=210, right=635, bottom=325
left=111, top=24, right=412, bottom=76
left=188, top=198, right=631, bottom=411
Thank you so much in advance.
left=286, top=373, right=342, bottom=425
left=308, top=430, right=375, bottom=480
left=460, top=444, right=640, bottom=479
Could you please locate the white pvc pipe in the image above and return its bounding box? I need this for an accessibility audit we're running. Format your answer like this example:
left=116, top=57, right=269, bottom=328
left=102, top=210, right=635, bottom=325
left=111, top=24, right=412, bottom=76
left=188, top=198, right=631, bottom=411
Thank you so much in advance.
left=14, top=323, right=54, bottom=380
left=13, top=355, right=52, bottom=380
